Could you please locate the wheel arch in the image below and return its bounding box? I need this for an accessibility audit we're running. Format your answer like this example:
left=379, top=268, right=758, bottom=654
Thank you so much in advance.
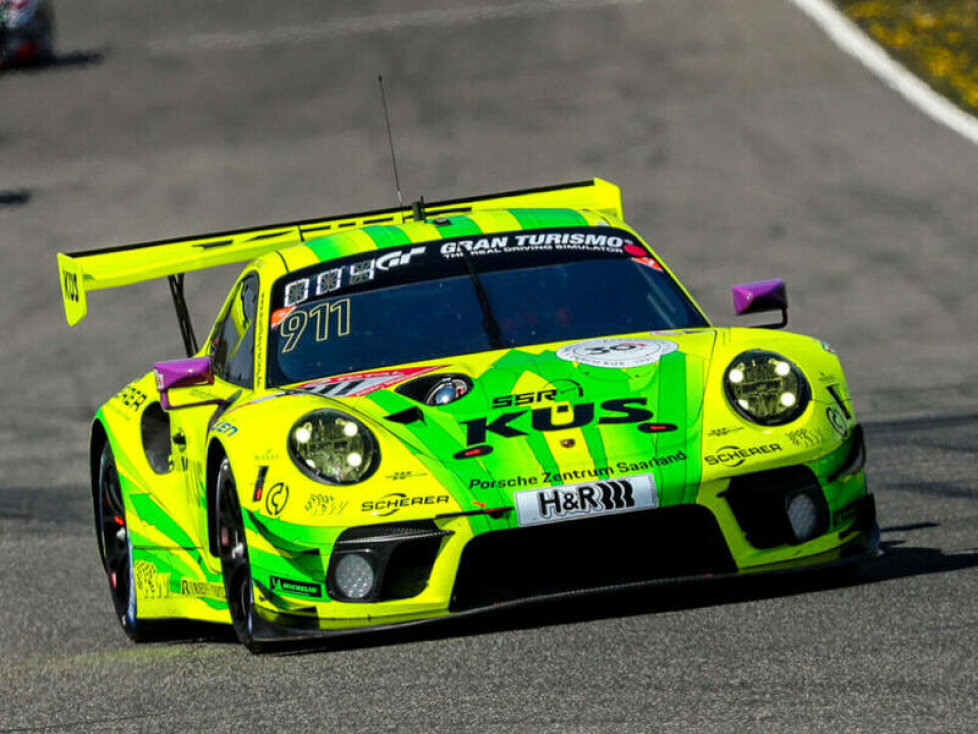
left=205, top=438, right=229, bottom=557
left=90, top=419, right=109, bottom=560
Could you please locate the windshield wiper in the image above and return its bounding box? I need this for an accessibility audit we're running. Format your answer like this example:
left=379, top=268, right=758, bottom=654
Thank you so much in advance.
left=457, top=246, right=504, bottom=350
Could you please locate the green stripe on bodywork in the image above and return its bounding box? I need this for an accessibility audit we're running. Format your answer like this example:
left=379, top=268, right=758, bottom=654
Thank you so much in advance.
left=508, top=209, right=588, bottom=229
left=132, top=547, right=227, bottom=610
left=682, top=358, right=705, bottom=503
left=654, top=352, right=690, bottom=504
left=130, top=542, right=207, bottom=592
left=244, top=511, right=342, bottom=549
left=129, top=494, right=198, bottom=549
left=426, top=216, right=483, bottom=239
left=486, top=349, right=566, bottom=487
left=363, top=389, right=487, bottom=493
left=362, top=388, right=515, bottom=536
left=246, top=522, right=330, bottom=585
left=305, top=231, right=374, bottom=262
left=361, top=225, right=413, bottom=249
left=457, top=351, right=557, bottom=533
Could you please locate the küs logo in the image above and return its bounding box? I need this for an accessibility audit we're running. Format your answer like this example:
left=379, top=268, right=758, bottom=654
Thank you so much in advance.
left=460, top=397, right=670, bottom=446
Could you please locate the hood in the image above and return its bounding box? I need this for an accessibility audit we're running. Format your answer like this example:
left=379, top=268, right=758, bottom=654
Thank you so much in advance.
left=297, top=331, right=718, bottom=509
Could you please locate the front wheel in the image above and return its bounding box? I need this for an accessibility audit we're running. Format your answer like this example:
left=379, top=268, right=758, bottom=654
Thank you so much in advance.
left=216, top=457, right=266, bottom=652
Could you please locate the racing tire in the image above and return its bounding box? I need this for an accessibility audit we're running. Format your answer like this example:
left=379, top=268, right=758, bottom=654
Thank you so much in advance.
left=97, top=443, right=158, bottom=642
left=216, top=457, right=267, bottom=653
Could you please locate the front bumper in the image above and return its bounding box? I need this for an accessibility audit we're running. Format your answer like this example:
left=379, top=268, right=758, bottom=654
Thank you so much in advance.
left=246, top=491, right=879, bottom=645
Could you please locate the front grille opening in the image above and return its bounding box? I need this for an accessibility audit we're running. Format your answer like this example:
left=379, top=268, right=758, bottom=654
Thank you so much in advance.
left=380, top=536, right=443, bottom=600
left=450, top=506, right=735, bottom=612
left=724, top=465, right=830, bottom=548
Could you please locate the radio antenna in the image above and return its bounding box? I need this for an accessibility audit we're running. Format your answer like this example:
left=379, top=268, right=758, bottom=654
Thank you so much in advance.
left=377, top=75, right=404, bottom=209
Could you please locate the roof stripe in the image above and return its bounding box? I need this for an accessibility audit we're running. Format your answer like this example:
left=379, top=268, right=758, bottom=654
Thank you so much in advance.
left=289, top=207, right=612, bottom=266
left=466, top=210, right=523, bottom=233
left=360, top=224, right=414, bottom=249
left=508, top=208, right=588, bottom=230
left=305, top=229, right=377, bottom=262
left=425, top=215, right=483, bottom=239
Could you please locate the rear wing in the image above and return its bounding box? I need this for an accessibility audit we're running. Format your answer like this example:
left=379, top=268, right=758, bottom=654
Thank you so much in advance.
left=57, top=178, right=622, bottom=329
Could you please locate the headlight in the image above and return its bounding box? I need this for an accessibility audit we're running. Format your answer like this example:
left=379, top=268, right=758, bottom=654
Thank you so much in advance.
left=723, top=350, right=810, bottom=425
left=288, top=410, right=379, bottom=484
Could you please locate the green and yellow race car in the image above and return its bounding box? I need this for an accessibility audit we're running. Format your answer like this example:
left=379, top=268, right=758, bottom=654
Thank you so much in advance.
left=58, top=179, right=877, bottom=651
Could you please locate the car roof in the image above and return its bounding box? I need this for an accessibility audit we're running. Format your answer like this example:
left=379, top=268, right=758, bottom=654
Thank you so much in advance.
left=269, top=207, right=637, bottom=272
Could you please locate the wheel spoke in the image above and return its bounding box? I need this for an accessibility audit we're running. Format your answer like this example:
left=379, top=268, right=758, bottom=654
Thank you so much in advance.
left=103, top=490, right=124, bottom=518
left=99, top=455, right=125, bottom=519
left=100, top=457, right=126, bottom=557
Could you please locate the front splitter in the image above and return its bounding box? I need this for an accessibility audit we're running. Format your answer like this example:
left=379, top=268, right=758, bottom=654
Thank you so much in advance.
left=247, top=495, right=879, bottom=648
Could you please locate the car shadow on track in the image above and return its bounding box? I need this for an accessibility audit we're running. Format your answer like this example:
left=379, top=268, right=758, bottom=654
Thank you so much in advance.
left=0, top=189, right=31, bottom=207
left=268, top=531, right=978, bottom=657
left=102, top=524, right=978, bottom=654
left=1, top=50, right=104, bottom=74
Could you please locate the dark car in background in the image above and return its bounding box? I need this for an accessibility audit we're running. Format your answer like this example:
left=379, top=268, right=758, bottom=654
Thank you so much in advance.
left=1, top=0, right=54, bottom=67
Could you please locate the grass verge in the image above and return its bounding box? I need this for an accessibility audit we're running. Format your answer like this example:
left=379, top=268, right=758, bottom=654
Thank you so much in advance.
left=835, top=1, right=978, bottom=113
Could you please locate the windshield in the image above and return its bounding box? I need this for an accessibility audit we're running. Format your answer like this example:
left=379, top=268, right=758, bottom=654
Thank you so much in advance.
left=267, top=226, right=707, bottom=386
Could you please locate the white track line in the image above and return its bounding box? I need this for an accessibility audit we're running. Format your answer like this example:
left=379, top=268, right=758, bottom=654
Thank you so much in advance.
left=149, top=0, right=654, bottom=53
left=788, top=0, right=978, bottom=147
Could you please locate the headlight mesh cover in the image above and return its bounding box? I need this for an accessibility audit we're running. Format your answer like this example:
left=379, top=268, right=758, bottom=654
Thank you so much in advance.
left=288, top=410, right=379, bottom=484
left=724, top=350, right=810, bottom=425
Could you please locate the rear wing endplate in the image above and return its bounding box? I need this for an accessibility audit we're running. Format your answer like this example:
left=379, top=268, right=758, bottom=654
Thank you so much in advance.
left=57, top=178, right=622, bottom=327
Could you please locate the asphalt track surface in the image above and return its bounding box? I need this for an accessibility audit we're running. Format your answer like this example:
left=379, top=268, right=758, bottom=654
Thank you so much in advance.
left=2, top=1, right=977, bottom=731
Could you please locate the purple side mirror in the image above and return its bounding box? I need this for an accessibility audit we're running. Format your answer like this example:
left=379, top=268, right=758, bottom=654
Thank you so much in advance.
left=731, top=279, right=788, bottom=328
left=154, top=357, right=216, bottom=410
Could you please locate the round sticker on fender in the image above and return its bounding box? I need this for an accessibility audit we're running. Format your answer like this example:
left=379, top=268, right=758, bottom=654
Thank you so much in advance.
left=556, top=338, right=679, bottom=369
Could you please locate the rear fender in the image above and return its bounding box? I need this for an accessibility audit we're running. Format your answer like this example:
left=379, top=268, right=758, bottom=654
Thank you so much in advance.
left=95, top=372, right=210, bottom=551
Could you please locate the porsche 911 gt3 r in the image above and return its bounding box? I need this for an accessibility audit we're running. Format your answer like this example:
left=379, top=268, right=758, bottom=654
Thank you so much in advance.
left=58, top=179, right=877, bottom=651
